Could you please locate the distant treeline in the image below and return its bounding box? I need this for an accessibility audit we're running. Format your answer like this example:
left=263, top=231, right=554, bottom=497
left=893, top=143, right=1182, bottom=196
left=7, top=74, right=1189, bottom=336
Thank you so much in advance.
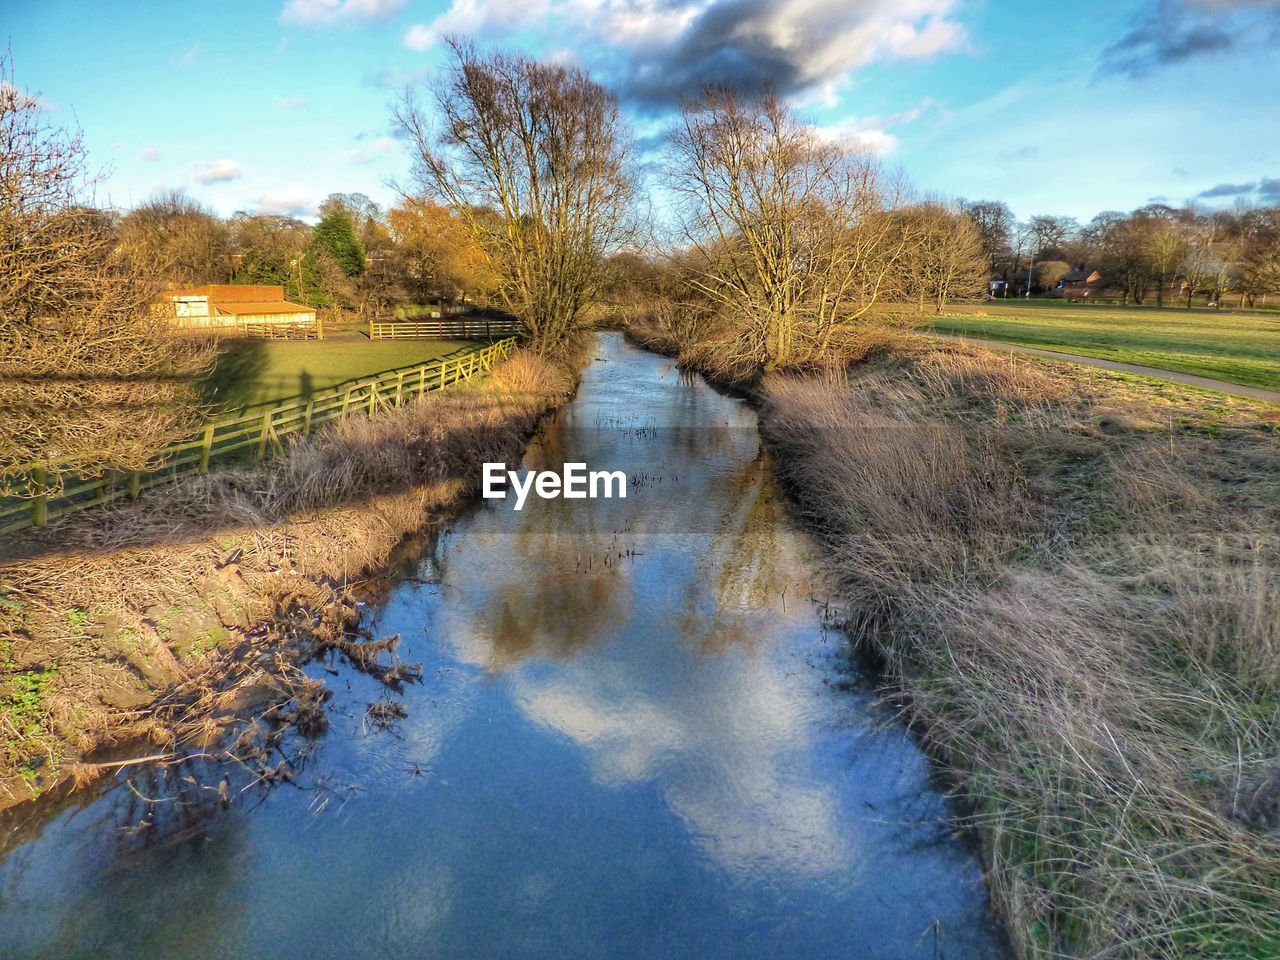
left=959, top=200, right=1280, bottom=306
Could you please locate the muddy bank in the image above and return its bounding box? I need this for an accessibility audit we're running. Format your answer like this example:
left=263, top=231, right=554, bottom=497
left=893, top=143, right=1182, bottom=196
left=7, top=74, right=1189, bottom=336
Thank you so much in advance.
left=0, top=350, right=578, bottom=813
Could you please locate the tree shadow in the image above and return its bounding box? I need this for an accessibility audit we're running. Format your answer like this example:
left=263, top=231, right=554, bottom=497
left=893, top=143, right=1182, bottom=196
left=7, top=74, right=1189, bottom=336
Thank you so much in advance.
left=197, top=338, right=270, bottom=414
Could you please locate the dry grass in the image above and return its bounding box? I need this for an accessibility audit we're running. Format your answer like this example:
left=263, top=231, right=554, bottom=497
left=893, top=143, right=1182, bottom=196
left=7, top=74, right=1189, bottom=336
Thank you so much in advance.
left=0, top=348, right=576, bottom=810
left=760, top=341, right=1280, bottom=958
left=623, top=310, right=924, bottom=387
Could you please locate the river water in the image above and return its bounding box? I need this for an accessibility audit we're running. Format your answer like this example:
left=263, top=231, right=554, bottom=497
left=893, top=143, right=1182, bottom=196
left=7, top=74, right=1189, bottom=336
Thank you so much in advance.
left=0, top=332, right=1004, bottom=959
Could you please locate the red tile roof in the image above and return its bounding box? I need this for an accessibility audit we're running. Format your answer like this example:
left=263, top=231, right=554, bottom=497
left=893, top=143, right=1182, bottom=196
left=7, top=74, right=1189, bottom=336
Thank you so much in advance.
left=163, top=284, right=286, bottom=303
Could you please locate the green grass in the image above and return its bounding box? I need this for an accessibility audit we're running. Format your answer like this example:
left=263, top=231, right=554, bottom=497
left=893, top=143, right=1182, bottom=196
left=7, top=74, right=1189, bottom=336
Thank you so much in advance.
left=392, top=303, right=442, bottom=319
left=933, top=300, right=1280, bottom=391
left=199, top=336, right=480, bottom=412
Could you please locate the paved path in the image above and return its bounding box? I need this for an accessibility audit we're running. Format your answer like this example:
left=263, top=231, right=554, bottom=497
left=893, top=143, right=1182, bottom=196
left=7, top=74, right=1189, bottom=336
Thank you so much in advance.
left=931, top=333, right=1280, bottom=405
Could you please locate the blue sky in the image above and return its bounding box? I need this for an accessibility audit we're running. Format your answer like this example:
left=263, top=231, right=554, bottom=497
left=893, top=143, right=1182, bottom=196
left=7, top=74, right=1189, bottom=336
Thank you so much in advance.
left=7, top=0, right=1279, bottom=223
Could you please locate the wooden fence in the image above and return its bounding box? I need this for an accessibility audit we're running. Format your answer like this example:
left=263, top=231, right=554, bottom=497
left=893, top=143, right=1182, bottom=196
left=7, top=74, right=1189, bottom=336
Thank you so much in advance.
left=369, top=315, right=521, bottom=341
left=242, top=320, right=322, bottom=341
left=0, top=337, right=518, bottom=535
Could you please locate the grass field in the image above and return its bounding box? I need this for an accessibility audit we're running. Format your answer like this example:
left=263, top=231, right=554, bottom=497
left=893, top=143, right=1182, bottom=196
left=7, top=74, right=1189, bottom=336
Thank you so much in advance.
left=933, top=300, right=1280, bottom=391
left=199, top=335, right=480, bottom=412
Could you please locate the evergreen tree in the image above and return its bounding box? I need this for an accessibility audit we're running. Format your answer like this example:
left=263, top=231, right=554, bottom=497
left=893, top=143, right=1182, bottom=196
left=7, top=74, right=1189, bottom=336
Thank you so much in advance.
left=309, top=209, right=365, bottom=277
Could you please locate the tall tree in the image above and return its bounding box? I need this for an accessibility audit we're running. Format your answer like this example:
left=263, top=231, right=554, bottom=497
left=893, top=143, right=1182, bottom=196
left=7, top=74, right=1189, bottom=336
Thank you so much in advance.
left=309, top=207, right=365, bottom=278
left=665, top=87, right=906, bottom=369
left=961, top=200, right=1014, bottom=275
left=1145, top=215, right=1185, bottom=308
left=0, top=62, right=211, bottom=487
left=394, top=38, right=636, bottom=353
left=387, top=197, right=498, bottom=303
left=900, top=203, right=989, bottom=313
left=118, top=188, right=231, bottom=287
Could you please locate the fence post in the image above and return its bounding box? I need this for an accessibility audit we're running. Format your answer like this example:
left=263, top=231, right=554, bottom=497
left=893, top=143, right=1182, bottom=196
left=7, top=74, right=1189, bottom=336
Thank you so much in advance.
left=396, top=371, right=405, bottom=406
left=199, top=422, right=215, bottom=473
left=439, top=361, right=447, bottom=390
left=257, top=410, right=271, bottom=460
left=418, top=365, right=427, bottom=397
left=128, top=470, right=140, bottom=501
left=368, top=316, right=375, bottom=340
left=303, top=398, right=315, bottom=436
left=32, top=466, right=48, bottom=528
left=316, top=313, right=324, bottom=341
left=341, top=387, right=352, bottom=420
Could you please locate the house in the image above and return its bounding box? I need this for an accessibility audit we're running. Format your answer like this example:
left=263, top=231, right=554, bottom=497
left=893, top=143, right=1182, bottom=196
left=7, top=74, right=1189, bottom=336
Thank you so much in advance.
left=157, top=284, right=316, bottom=330
left=1057, top=268, right=1103, bottom=299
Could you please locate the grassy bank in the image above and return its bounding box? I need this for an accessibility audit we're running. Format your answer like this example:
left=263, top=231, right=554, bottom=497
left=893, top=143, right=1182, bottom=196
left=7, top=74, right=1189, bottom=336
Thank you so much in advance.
left=761, top=344, right=1280, bottom=958
left=0, top=348, right=577, bottom=812
left=934, top=300, right=1280, bottom=391
left=625, top=315, right=1280, bottom=957
left=200, top=333, right=479, bottom=411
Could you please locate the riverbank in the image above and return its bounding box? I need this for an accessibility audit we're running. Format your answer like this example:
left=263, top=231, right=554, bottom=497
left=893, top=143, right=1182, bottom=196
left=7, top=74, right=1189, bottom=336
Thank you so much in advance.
left=0, top=348, right=579, bottom=813
left=626, top=319, right=1280, bottom=958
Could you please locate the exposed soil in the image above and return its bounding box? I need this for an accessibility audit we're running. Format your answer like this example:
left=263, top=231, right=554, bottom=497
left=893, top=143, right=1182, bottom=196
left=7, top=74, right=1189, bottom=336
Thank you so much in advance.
left=0, top=350, right=577, bottom=813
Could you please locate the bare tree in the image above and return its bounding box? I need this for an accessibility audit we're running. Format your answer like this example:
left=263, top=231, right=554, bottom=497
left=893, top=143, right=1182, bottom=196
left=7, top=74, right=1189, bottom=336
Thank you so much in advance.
left=0, top=60, right=212, bottom=490
left=1027, top=214, right=1077, bottom=260
left=394, top=38, right=636, bottom=353
left=665, top=87, right=907, bottom=370
left=895, top=203, right=989, bottom=312
left=1229, top=208, right=1280, bottom=307
left=1180, top=219, right=1223, bottom=308
left=117, top=188, right=231, bottom=287
left=960, top=199, right=1014, bottom=274
left=1033, top=259, right=1071, bottom=294
left=1145, top=216, right=1184, bottom=307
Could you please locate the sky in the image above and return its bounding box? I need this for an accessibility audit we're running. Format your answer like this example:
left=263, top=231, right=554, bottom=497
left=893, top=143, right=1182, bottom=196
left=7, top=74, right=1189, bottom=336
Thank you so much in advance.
left=6, top=0, right=1280, bottom=224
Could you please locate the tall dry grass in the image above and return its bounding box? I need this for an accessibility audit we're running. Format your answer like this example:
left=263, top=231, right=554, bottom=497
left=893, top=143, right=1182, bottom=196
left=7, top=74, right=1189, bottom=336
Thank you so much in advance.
left=761, top=343, right=1280, bottom=959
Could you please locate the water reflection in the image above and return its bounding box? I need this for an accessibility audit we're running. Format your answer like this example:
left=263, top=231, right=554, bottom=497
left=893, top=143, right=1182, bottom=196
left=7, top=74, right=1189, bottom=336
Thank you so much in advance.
left=0, top=332, right=1003, bottom=960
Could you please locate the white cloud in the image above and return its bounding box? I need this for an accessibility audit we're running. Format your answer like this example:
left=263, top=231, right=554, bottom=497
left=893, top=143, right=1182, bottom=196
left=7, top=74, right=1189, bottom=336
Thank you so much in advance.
left=253, top=188, right=317, bottom=218
left=814, top=99, right=941, bottom=155
left=138, top=145, right=162, bottom=162
left=191, top=159, right=243, bottom=185
left=406, top=0, right=969, bottom=105
left=343, top=136, right=403, bottom=164
left=274, top=96, right=310, bottom=110
left=281, top=0, right=405, bottom=27
left=404, top=23, right=435, bottom=51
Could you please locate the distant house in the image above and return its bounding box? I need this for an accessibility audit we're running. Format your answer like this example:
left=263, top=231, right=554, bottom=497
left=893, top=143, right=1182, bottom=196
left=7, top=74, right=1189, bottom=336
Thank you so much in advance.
left=988, top=279, right=1009, bottom=298
left=1057, top=268, right=1103, bottom=298
left=157, top=284, right=316, bottom=330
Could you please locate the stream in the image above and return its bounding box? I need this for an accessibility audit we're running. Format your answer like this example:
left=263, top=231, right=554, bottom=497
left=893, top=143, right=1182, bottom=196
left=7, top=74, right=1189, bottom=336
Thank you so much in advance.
left=0, top=332, right=1004, bottom=959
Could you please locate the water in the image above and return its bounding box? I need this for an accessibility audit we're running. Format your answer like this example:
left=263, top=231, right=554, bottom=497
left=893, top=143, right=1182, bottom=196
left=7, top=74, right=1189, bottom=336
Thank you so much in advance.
left=0, top=332, right=1004, bottom=959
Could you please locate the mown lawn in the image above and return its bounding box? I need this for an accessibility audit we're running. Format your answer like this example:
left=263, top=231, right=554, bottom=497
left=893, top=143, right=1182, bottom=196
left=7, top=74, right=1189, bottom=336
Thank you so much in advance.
left=199, top=335, right=480, bottom=412
left=933, top=300, right=1280, bottom=391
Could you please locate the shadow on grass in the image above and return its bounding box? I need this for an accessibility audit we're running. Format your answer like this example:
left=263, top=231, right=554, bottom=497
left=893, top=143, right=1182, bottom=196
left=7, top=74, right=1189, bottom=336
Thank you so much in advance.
left=197, top=339, right=270, bottom=413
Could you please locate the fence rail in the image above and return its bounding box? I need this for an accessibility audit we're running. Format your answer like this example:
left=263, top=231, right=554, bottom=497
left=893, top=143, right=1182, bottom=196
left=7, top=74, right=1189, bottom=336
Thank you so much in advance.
left=242, top=320, right=322, bottom=341
left=0, top=337, right=518, bottom=536
left=369, top=315, right=521, bottom=340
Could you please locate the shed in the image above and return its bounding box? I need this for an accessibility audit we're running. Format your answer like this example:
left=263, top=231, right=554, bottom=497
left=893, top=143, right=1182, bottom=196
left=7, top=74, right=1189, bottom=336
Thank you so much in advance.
left=158, top=285, right=317, bottom=330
